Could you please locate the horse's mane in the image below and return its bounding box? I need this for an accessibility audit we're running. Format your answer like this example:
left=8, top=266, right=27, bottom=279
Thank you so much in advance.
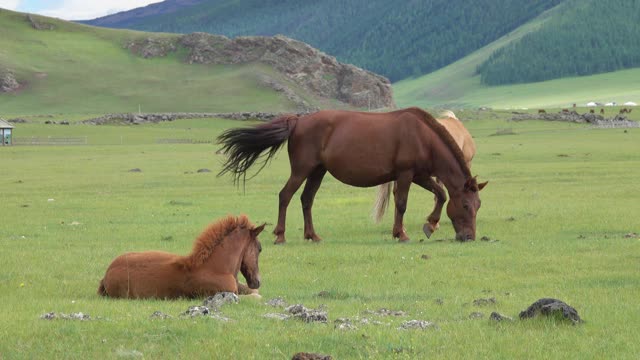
left=182, top=215, right=251, bottom=268
left=403, top=107, right=471, bottom=178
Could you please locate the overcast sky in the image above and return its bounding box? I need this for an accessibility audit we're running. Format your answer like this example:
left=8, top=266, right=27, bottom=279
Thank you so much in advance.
left=0, top=0, right=161, bottom=20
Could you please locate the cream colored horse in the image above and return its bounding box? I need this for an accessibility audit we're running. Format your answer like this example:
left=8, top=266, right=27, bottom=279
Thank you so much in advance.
left=372, top=110, right=476, bottom=237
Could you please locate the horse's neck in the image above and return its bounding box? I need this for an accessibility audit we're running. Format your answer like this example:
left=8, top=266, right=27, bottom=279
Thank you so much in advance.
left=429, top=137, right=467, bottom=194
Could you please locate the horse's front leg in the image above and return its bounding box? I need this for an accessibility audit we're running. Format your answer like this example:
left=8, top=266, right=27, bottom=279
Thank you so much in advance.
left=392, top=173, right=413, bottom=242
left=413, top=175, right=447, bottom=238
left=300, top=166, right=327, bottom=242
left=273, top=173, right=306, bottom=244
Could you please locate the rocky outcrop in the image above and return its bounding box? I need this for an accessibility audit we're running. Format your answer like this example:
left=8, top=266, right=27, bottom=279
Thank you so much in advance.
left=126, top=33, right=395, bottom=109
left=81, top=112, right=298, bottom=125
left=26, top=14, right=55, bottom=30
left=511, top=110, right=638, bottom=128
left=125, top=37, right=177, bottom=58
left=0, top=69, right=20, bottom=93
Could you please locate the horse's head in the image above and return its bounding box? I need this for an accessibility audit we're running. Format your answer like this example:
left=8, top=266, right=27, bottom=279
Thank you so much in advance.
left=240, top=223, right=265, bottom=289
left=447, top=177, right=488, bottom=241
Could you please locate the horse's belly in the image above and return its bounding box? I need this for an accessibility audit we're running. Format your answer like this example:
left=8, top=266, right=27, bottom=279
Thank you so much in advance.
left=325, top=163, right=394, bottom=187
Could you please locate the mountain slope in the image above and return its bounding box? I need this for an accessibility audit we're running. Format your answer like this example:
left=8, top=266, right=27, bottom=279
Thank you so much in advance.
left=477, top=0, right=640, bottom=85
left=393, top=3, right=640, bottom=109
left=0, top=9, right=392, bottom=116
left=83, top=0, right=564, bottom=82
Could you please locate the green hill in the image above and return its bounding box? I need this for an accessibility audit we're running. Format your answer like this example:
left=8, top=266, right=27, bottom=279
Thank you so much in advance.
left=84, top=0, right=564, bottom=82
left=393, top=4, right=640, bottom=109
left=477, top=0, right=640, bottom=85
left=0, top=9, right=322, bottom=116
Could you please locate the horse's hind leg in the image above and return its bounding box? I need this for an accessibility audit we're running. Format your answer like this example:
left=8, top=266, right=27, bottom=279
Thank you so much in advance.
left=414, top=175, right=447, bottom=238
left=392, top=172, right=413, bottom=242
left=301, top=166, right=327, bottom=242
left=273, top=173, right=307, bottom=244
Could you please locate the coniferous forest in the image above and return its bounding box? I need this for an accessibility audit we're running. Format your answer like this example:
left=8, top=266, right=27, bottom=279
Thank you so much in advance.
left=477, top=0, right=640, bottom=85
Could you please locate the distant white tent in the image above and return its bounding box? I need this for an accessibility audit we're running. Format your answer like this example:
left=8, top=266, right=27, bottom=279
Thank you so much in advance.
left=605, top=102, right=616, bottom=106
left=586, top=102, right=597, bottom=107
left=623, top=101, right=637, bottom=106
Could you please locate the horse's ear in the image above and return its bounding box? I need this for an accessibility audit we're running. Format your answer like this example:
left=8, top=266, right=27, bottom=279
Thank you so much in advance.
left=478, top=181, right=488, bottom=191
left=464, top=177, right=476, bottom=192
left=251, top=223, right=266, bottom=237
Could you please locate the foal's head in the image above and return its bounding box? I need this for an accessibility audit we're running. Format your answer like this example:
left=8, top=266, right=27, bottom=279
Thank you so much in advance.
left=240, top=222, right=265, bottom=289
left=447, top=177, right=488, bottom=241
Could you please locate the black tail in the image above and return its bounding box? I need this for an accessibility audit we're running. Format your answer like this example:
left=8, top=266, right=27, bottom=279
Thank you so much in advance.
left=217, top=115, right=298, bottom=185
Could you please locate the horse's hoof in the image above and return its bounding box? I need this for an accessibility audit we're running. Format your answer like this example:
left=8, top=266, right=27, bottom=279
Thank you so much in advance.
left=274, top=236, right=286, bottom=245
left=422, top=223, right=440, bottom=239
left=306, top=234, right=322, bottom=243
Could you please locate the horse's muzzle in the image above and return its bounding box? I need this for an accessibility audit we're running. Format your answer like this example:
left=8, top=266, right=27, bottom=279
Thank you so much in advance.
left=456, top=233, right=475, bottom=242
left=248, top=277, right=261, bottom=289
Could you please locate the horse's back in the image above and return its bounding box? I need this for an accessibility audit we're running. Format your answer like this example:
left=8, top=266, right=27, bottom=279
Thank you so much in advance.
left=291, top=109, right=430, bottom=187
left=100, top=251, right=185, bottom=298
left=438, top=115, right=476, bottom=165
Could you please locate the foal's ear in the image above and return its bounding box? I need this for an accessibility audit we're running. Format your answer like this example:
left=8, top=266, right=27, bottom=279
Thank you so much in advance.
left=251, top=223, right=266, bottom=237
left=478, top=181, right=488, bottom=191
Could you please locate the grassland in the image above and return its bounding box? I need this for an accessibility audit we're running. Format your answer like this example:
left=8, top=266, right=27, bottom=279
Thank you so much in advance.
left=1, top=113, right=639, bottom=359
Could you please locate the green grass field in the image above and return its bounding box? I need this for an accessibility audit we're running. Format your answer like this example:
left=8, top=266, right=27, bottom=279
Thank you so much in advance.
left=1, top=114, right=639, bottom=359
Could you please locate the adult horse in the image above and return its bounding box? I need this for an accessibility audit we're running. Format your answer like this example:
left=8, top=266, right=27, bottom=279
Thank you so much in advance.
left=217, top=107, right=487, bottom=243
left=372, top=110, right=477, bottom=238
left=98, top=215, right=265, bottom=299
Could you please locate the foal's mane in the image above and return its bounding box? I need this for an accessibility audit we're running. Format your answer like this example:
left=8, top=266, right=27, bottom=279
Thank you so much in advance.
left=403, top=107, right=471, bottom=178
left=182, top=215, right=251, bottom=268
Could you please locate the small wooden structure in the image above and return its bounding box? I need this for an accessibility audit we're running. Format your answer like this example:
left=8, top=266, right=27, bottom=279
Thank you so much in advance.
left=0, top=118, right=15, bottom=146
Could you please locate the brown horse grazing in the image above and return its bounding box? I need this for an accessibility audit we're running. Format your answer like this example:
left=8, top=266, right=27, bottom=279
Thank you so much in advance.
left=217, top=107, right=487, bottom=243
left=98, top=215, right=265, bottom=299
left=372, top=110, right=477, bottom=238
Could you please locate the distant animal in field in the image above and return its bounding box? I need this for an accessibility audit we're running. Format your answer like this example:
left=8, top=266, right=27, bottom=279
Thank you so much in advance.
left=620, top=108, right=629, bottom=114
left=372, top=110, right=477, bottom=238
left=600, top=108, right=605, bottom=115
left=538, top=109, right=546, bottom=114
left=98, top=215, right=265, bottom=299
left=589, top=109, right=594, bottom=114
left=217, top=107, right=487, bottom=243
left=562, top=109, right=569, bottom=113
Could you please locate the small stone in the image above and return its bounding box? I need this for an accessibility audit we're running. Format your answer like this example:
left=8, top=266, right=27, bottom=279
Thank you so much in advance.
left=489, top=312, right=513, bottom=322
left=398, top=320, right=438, bottom=330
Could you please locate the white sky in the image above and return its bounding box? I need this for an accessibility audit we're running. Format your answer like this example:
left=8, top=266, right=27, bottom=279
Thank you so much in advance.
left=0, top=0, right=161, bottom=20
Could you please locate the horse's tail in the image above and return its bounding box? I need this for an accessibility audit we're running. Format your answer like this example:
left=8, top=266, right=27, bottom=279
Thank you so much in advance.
left=372, top=182, right=393, bottom=223
left=217, top=115, right=299, bottom=184
left=97, top=279, right=107, bottom=296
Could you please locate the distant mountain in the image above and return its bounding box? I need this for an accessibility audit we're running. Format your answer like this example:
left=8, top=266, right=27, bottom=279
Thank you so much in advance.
left=83, top=0, right=564, bottom=82
left=82, top=0, right=206, bottom=28
left=84, top=0, right=640, bottom=86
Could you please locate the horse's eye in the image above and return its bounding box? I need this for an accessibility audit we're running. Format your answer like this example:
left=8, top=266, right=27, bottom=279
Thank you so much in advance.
left=258, top=244, right=262, bottom=253
left=463, top=204, right=469, bottom=210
